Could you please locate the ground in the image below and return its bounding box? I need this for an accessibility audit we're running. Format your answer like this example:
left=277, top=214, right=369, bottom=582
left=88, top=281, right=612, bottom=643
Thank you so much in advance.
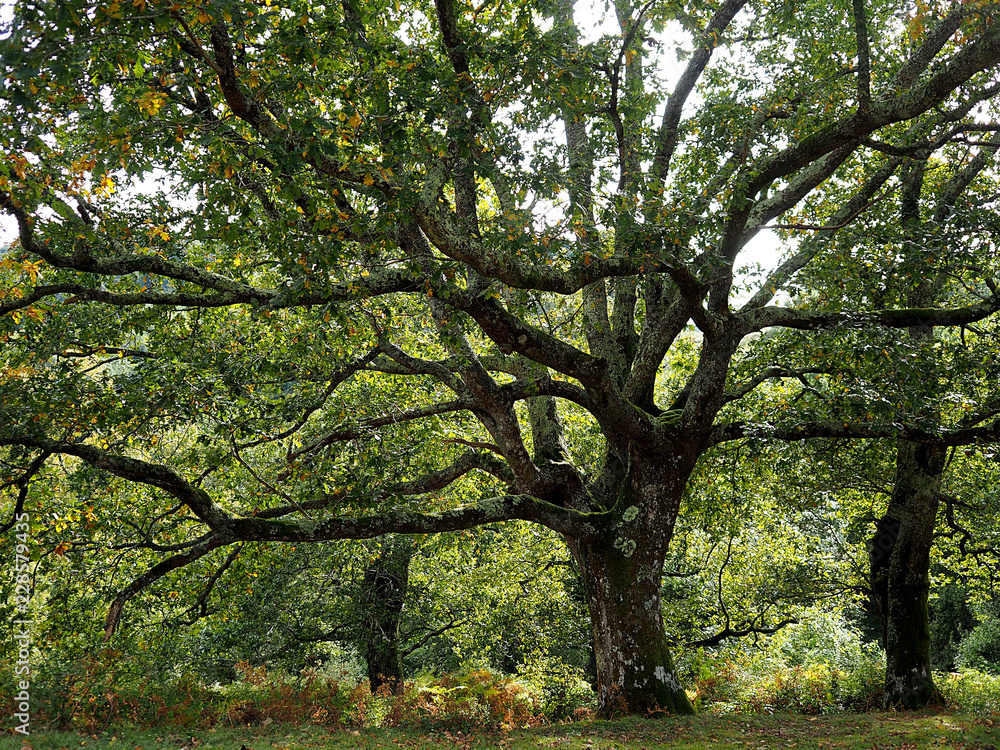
left=10, top=712, right=1000, bottom=750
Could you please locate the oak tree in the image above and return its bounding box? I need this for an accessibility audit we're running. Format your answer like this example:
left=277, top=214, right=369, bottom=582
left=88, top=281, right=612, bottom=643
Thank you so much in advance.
left=4, top=0, right=1000, bottom=715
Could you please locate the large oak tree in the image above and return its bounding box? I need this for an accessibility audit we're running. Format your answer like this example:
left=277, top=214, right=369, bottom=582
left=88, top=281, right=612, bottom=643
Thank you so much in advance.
left=4, top=0, right=1000, bottom=715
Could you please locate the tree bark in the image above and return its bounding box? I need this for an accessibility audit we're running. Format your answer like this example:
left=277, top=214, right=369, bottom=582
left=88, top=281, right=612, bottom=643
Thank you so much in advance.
left=867, top=155, right=949, bottom=710
left=870, top=440, right=945, bottom=709
left=571, top=537, right=693, bottom=715
left=568, top=455, right=694, bottom=716
left=360, top=537, right=414, bottom=695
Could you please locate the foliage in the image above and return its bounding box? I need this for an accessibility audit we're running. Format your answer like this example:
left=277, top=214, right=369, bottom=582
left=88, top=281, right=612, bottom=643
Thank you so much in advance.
left=956, top=617, right=1000, bottom=675
left=4, top=0, right=1000, bottom=717
left=388, top=668, right=539, bottom=730
left=516, top=651, right=596, bottom=720
left=0, top=655, right=544, bottom=733
left=663, top=441, right=851, bottom=650
left=0, top=650, right=222, bottom=733
left=938, top=669, right=1000, bottom=714
left=13, top=713, right=1000, bottom=750
left=930, top=585, right=977, bottom=672
left=684, top=611, right=886, bottom=714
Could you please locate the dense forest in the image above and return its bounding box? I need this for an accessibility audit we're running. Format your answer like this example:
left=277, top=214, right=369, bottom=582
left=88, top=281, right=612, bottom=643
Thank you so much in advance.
left=3, top=0, right=1000, bottom=728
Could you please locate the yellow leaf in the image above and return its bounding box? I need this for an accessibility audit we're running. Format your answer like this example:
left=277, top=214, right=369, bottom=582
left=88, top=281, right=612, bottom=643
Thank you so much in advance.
left=21, top=261, right=41, bottom=280
left=136, top=90, right=168, bottom=116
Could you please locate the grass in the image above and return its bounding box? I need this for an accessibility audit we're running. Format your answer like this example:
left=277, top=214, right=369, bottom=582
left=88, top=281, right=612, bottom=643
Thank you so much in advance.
left=6, top=712, right=999, bottom=750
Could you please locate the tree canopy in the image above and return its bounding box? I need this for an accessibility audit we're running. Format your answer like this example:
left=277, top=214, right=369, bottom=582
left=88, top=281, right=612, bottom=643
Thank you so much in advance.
left=3, top=0, right=1000, bottom=716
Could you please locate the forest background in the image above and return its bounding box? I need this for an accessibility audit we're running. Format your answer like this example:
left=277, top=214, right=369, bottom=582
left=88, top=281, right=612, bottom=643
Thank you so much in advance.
left=4, top=0, right=1000, bottom=733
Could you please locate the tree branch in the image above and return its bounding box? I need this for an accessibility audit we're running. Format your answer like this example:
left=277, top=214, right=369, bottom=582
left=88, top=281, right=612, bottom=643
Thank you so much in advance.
left=104, top=534, right=230, bottom=640
left=852, top=0, right=872, bottom=117
left=229, top=494, right=605, bottom=543
left=650, top=0, right=750, bottom=186
left=709, top=418, right=1000, bottom=448
left=0, top=452, right=50, bottom=534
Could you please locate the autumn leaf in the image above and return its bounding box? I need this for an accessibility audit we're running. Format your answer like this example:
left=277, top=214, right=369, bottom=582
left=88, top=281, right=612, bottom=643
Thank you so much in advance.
left=136, top=90, right=168, bottom=116
left=146, top=225, right=170, bottom=241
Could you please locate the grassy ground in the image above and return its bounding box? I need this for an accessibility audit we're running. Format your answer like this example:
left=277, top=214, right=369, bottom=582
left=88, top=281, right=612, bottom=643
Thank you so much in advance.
left=6, top=712, right=999, bottom=750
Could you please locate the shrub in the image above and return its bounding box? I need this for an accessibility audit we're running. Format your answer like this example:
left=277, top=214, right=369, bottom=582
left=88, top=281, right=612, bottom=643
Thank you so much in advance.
left=939, top=670, right=1000, bottom=714
left=516, top=652, right=595, bottom=719
left=833, top=645, right=884, bottom=712
left=957, top=618, right=1000, bottom=674
left=691, top=610, right=886, bottom=715
left=389, top=668, right=538, bottom=730
left=680, top=649, right=739, bottom=706
left=8, top=650, right=222, bottom=732
left=929, top=585, right=976, bottom=671
left=731, top=664, right=836, bottom=715
left=221, top=661, right=356, bottom=727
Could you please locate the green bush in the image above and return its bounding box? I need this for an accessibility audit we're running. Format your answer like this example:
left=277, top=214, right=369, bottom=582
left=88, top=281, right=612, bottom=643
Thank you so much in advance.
left=691, top=610, right=885, bottom=714
left=221, top=661, right=359, bottom=727
left=938, top=669, right=1000, bottom=713
left=771, top=611, right=875, bottom=672
left=680, top=649, right=739, bottom=707
left=1, top=652, right=547, bottom=733
left=733, top=663, right=837, bottom=715
left=389, top=668, right=538, bottom=730
left=4, top=650, right=222, bottom=732
left=957, top=618, right=1000, bottom=674
left=516, top=652, right=595, bottom=719
left=832, top=645, right=884, bottom=712
left=929, top=585, right=975, bottom=671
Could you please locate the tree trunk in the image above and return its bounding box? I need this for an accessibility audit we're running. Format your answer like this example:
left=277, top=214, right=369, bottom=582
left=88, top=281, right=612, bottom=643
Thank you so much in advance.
left=571, top=536, right=693, bottom=716
left=360, top=537, right=413, bottom=695
left=870, top=440, right=945, bottom=709
left=566, top=451, right=695, bottom=717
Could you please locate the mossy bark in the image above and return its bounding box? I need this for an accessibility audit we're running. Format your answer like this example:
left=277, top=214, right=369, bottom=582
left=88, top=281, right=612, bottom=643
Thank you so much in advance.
left=572, top=536, right=693, bottom=716
left=567, top=453, right=694, bottom=717
left=870, top=440, right=945, bottom=709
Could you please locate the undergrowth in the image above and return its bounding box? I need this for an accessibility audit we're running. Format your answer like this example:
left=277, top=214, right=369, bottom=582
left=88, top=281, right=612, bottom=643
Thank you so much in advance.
left=1, top=656, right=548, bottom=733
left=4, top=651, right=1000, bottom=735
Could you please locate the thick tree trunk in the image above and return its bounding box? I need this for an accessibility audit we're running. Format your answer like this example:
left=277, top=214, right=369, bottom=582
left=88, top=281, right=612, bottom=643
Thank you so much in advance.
left=572, top=537, right=693, bottom=716
left=566, top=451, right=694, bottom=717
left=870, top=440, right=945, bottom=709
left=360, top=537, right=413, bottom=695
